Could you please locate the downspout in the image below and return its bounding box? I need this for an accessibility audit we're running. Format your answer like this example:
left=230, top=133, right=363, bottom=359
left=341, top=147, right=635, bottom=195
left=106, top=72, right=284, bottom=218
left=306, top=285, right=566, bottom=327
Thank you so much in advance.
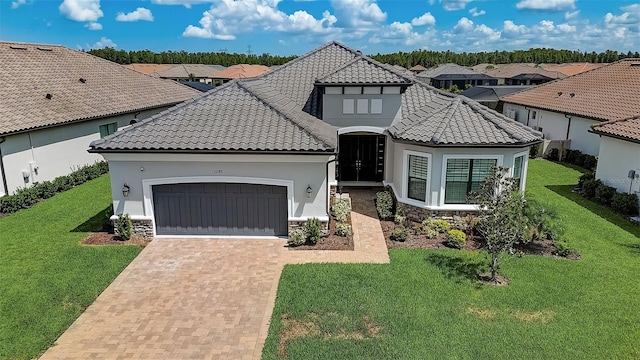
left=0, top=137, right=8, bottom=196
left=564, top=114, right=572, bottom=140
left=325, top=154, right=337, bottom=217
left=524, top=106, right=531, bottom=126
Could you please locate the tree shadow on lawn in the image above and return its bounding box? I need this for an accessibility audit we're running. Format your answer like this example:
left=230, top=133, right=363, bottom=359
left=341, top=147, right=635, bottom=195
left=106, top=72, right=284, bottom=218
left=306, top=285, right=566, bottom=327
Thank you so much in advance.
left=71, top=206, right=113, bottom=232
left=424, top=252, right=486, bottom=288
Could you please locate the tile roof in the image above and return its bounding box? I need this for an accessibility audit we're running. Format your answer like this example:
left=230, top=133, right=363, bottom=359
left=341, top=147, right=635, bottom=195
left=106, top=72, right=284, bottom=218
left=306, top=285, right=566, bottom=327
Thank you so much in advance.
left=461, top=85, right=533, bottom=102
left=473, top=63, right=564, bottom=80
left=125, top=63, right=175, bottom=76
left=417, top=63, right=494, bottom=80
left=157, top=64, right=227, bottom=79
left=540, top=62, right=606, bottom=77
left=502, top=59, right=640, bottom=121
left=590, top=116, right=640, bottom=143
left=91, top=41, right=541, bottom=154
left=212, top=64, right=271, bottom=79
left=409, top=65, right=427, bottom=71
left=0, top=41, right=201, bottom=136
left=391, top=85, right=542, bottom=146
left=316, top=55, right=413, bottom=85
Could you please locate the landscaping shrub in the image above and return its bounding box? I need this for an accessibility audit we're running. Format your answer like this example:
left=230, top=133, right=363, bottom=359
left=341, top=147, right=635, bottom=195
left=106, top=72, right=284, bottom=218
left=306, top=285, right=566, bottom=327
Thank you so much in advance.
left=594, top=183, right=616, bottom=207
left=421, top=219, right=438, bottom=238
left=552, top=241, right=577, bottom=257
left=529, top=144, right=539, bottom=158
left=611, top=192, right=640, bottom=216
left=580, top=178, right=601, bottom=199
left=564, top=149, right=580, bottom=163
left=335, top=222, right=352, bottom=237
left=547, top=148, right=560, bottom=161
left=394, top=213, right=406, bottom=224
left=445, top=229, right=466, bottom=249
left=574, top=152, right=586, bottom=167
left=577, top=172, right=595, bottom=189
left=375, top=191, right=394, bottom=220
left=287, top=228, right=307, bottom=247
left=0, top=161, right=109, bottom=215
left=582, top=155, right=597, bottom=170
left=115, top=213, right=132, bottom=240
left=524, top=197, right=565, bottom=241
left=331, top=198, right=351, bottom=222
left=390, top=227, right=410, bottom=242
left=304, top=218, right=322, bottom=245
left=432, top=219, right=451, bottom=233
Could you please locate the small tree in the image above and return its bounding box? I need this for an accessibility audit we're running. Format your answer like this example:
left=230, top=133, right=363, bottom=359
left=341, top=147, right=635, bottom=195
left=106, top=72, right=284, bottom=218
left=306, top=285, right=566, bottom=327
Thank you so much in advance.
left=471, top=167, right=527, bottom=283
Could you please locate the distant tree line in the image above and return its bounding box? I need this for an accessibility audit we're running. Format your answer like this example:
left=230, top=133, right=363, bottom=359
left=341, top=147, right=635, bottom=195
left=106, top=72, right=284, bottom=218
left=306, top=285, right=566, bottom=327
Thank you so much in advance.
left=88, top=46, right=640, bottom=67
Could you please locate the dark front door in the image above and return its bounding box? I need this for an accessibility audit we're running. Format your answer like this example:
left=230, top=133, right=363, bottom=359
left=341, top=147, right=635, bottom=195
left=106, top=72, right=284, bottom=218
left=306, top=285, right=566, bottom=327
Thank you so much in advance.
left=152, top=183, right=288, bottom=236
left=338, top=135, right=385, bottom=182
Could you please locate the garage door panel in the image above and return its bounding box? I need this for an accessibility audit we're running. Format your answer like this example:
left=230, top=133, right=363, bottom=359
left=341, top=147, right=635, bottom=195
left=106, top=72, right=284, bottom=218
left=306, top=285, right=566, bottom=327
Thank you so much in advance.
left=152, top=183, right=287, bottom=236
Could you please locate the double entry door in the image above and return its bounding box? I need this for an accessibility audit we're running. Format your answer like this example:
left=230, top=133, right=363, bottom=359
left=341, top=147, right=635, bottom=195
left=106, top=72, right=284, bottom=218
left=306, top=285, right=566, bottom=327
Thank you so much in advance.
left=338, top=135, right=385, bottom=182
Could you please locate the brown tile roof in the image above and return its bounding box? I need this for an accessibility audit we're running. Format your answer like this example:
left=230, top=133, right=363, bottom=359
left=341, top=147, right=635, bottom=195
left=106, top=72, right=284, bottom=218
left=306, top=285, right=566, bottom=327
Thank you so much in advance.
left=541, top=62, right=606, bottom=77
left=125, top=63, right=175, bottom=76
left=0, top=41, right=201, bottom=136
left=473, top=63, right=564, bottom=80
left=502, top=59, right=640, bottom=122
left=590, top=115, right=640, bottom=143
left=212, top=64, right=270, bottom=79
left=157, top=64, right=226, bottom=79
left=409, top=65, right=426, bottom=71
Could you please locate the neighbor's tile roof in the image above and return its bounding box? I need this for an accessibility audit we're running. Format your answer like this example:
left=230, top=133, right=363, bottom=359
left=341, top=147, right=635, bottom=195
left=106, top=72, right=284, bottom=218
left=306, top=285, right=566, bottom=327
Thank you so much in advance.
left=91, top=41, right=541, bottom=153
left=157, top=64, right=227, bottom=78
left=409, top=65, right=427, bottom=71
left=391, top=84, right=542, bottom=146
left=0, top=41, right=201, bottom=136
left=541, top=62, right=606, bottom=77
left=316, top=56, right=413, bottom=85
left=590, top=115, right=640, bottom=143
left=126, top=63, right=175, bottom=76
left=212, top=64, right=271, bottom=79
left=502, top=59, right=640, bottom=122
left=473, top=63, right=564, bottom=80
left=418, top=63, right=493, bottom=80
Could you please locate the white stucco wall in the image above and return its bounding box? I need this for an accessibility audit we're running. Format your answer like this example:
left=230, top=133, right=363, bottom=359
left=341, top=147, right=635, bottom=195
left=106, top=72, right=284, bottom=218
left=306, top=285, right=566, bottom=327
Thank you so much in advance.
left=102, top=153, right=332, bottom=229
left=502, top=103, right=601, bottom=155
left=0, top=107, right=171, bottom=196
left=387, top=141, right=530, bottom=211
left=595, top=137, right=640, bottom=205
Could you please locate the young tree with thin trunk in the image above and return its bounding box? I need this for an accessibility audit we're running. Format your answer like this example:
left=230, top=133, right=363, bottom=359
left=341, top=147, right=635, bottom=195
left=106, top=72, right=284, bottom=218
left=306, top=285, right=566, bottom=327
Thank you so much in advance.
left=471, top=166, right=528, bottom=283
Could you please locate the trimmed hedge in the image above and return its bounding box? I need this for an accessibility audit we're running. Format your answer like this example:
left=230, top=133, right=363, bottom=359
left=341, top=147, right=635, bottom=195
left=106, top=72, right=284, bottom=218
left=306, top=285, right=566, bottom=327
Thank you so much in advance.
left=0, top=162, right=109, bottom=214
left=575, top=173, right=639, bottom=217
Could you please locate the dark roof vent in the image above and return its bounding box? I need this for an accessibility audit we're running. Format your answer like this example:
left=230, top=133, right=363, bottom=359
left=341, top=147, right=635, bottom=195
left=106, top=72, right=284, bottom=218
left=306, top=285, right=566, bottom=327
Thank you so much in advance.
left=557, top=92, right=563, bottom=96
left=79, top=78, right=87, bottom=83
left=570, top=93, right=575, bottom=98
left=37, top=47, right=53, bottom=52
left=9, top=46, right=27, bottom=50
left=45, top=93, right=53, bottom=100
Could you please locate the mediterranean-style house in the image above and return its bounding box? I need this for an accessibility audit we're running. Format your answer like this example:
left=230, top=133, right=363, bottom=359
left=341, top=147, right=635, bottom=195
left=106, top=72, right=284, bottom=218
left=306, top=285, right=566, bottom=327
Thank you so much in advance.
left=0, top=41, right=200, bottom=197
left=416, top=63, right=497, bottom=89
left=502, top=58, right=640, bottom=156
left=90, top=42, right=542, bottom=238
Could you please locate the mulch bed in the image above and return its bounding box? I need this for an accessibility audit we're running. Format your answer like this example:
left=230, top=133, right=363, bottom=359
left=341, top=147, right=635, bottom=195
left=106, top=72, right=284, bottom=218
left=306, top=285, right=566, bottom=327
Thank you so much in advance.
left=81, top=232, right=153, bottom=248
left=380, top=220, right=483, bottom=251
left=289, top=214, right=353, bottom=251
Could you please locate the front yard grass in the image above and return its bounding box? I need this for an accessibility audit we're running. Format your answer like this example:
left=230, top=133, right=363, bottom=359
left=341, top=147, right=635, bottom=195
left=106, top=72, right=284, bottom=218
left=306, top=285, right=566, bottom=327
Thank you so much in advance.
left=263, top=159, right=640, bottom=359
left=0, top=175, right=140, bottom=360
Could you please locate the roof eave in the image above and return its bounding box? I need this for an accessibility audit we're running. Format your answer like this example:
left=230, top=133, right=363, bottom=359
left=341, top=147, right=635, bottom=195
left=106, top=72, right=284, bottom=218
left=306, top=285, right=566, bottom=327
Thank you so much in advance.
left=588, top=129, right=640, bottom=145
left=88, top=148, right=337, bottom=155
left=390, top=136, right=543, bottom=148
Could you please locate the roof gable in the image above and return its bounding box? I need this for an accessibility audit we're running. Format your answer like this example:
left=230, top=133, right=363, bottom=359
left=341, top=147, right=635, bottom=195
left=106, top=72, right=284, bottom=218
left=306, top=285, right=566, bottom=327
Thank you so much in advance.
left=315, top=56, right=413, bottom=85
left=0, top=41, right=200, bottom=136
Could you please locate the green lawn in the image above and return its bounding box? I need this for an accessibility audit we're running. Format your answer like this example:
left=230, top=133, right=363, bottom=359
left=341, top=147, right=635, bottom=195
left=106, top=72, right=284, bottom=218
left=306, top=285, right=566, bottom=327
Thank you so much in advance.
left=263, top=160, right=640, bottom=359
left=0, top=175, right=140, bottom=360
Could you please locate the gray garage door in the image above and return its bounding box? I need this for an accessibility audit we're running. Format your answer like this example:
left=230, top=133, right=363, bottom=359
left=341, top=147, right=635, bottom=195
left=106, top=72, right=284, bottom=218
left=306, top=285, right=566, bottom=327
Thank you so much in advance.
left=153, top=183, right=288, bottom=236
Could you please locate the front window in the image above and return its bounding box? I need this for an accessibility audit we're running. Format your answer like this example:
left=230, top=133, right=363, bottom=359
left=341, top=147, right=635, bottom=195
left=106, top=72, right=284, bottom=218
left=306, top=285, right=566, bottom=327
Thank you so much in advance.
left=445, top=158, right=497, bottom=204
left=513, top=154, right=525, bottom=189
left=407, top=155, right=429, bottom=202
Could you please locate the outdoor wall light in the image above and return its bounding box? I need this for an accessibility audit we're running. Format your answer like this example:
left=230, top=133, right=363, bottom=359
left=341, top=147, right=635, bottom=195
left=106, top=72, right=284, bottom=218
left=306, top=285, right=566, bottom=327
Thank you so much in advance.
left=306, top=185, right=313, bottom=198
left=122, top=183, right=130, bottom=197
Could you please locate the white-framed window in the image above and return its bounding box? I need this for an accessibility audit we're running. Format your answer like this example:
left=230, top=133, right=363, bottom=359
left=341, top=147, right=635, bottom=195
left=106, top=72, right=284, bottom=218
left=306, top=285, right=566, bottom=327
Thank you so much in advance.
left=403, top=150, right=432, bottom=204
left=371, top=99, right=383, bottom=114
left=342, top=99, right=355, bottom=114
left=356, top=99, right=369, bottom=114
left=441, top=154, right=503, bottom=204
left=512, top=151, right=528, bottom=190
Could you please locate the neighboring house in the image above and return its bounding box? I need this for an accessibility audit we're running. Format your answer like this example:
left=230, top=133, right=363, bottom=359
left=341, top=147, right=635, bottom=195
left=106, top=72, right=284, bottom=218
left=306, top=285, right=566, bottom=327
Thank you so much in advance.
left=502, top=58, right=640, bottom=155
left=0, top=41, right=200, bottom=197
left=589, top=116, right=640, bottom=210
left=416, top=63, right=497, bottom=89
left=89, top=42, right=541, bottom=238
left=408, top=64, right=427, bottom=75
left=156, top=64, right=227, bottom=84
left=182, top=81, right=215, bottom=92
left=125, top=63, right=176, bottom=77
left=473, top=63, right=565, bottom=85
left=541, top=62, right=606, bottom=77
left=211, top=64, right=271, bottom=85
left=461, top=85, right=532, bottom=111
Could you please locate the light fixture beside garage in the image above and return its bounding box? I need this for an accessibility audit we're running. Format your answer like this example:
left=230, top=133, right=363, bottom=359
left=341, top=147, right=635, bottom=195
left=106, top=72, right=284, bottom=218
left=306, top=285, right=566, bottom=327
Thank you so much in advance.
left=306, top=185, right=313, bottom=198
left=122, top=183, right=130, bottom=197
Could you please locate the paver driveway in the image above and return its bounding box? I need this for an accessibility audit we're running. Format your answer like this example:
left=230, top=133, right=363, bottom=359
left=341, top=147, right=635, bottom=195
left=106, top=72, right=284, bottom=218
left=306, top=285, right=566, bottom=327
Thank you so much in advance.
left=40, top=189, right=388, bottom=359
left=41, top=238, right=287, bottom=360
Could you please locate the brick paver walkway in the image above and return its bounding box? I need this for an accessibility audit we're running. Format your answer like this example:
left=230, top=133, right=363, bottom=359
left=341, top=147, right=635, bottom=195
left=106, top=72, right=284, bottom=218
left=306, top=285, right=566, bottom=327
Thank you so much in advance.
left=40, top=189, right=388, bottom=359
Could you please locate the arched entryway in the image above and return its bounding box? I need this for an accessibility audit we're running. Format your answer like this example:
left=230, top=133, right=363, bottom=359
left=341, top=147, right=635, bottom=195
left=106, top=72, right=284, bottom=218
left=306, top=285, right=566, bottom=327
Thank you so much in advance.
left=337, top=128, right=386, bottom=183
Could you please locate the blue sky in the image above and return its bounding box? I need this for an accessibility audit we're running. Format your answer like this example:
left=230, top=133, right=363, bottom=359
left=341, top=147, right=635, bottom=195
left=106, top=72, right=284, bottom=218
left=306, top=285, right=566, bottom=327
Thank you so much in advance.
left=1, top=0, right=639, bottom=56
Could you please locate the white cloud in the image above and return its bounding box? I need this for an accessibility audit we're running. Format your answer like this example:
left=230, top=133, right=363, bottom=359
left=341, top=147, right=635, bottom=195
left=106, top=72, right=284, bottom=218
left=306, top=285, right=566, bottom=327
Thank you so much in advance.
left=85, top=21, right=102, bottom=30
left=516, top=0, right=575, bottom=12
left=475, top=24, right=501, bottom=41
left=502, top=20, right=528, bottom=37
left=330, top=0, right=386, bottom=29
left=564, top=10, right=580, bottom=20
left=151, top=0, right=211, bottom=8
left=556, top=23, right=576, bottom=32
left=411, top=12, right=435, bottom=26
left=116, top=7, right=154, bottom=22
left=469, top=7, right=485, bottom=17
left=91, top=36, right=116, bottom=49
left=440, top=0, right=472, bottom=11
left=453, top=17, right=473, bottom=33
left=11, top=0, right=28, bottom=9
left=604, top=3, right=640, bottom=33
left=59, top=0, right=103, bottom=22
left=369, top=21, right=436, bottom=47
left=183, top=0, right=337, bottom=40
